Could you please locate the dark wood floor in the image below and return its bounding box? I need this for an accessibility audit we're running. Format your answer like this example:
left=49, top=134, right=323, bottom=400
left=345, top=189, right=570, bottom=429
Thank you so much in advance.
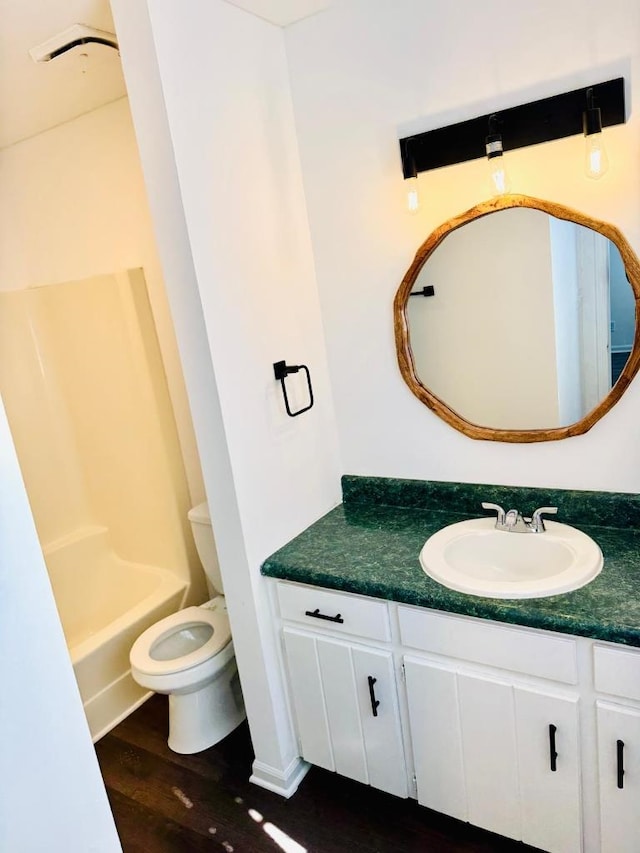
left=96, top=695, right=542, bottom=853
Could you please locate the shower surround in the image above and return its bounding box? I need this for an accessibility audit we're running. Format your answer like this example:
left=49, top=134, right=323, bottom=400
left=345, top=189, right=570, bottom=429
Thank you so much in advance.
left=0, top=269, right=205, bottom=738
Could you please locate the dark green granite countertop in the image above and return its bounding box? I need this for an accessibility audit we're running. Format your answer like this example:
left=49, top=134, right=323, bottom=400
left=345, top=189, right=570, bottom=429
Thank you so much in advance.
left=261, top=476, right=640, bottom=648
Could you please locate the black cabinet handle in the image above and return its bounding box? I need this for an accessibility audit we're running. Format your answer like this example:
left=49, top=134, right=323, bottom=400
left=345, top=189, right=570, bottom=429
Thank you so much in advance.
left=549, top=724, right=558, bottom=772
left=617, top=739, right=625, bottom=789
left=304, top=608, right=344, bottom=624
left=367, top=676, right=380, bottom=717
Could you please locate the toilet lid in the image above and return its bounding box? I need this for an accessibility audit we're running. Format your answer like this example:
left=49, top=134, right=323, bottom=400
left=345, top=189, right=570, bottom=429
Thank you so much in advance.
left=130, top=605, right=231, bottom=677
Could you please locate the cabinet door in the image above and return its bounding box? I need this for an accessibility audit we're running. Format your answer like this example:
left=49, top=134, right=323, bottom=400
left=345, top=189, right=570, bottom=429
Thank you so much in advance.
left=283, top=628, right=407, bottom=797
left=316, top=632, right=368, bottom=784
left=405, top=658, right=580, bottom=851
left=515, top=687, right=581, bottom=853
left=457, top=672, right=520, bottom=841
left=404, top=657, right=467, bottom=821
left=350, top=646, right=407, bottom=797
left=597, top=701, right=640, bottom=853
left=405, top=660, right=520, bottom=836
left=282, top=627, right=334, bottom=772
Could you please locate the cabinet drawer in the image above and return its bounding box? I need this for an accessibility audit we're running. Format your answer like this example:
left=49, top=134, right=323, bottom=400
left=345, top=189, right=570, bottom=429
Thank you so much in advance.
left=594, top=644, right=640, bottom=701
left=398, top=606, right=577, bottom=684
left=276, top=582, right=390, bottom=642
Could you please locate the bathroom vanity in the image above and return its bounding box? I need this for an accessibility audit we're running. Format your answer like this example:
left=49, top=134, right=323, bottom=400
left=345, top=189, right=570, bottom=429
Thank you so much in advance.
left=261, top=476, right=640, bottom=853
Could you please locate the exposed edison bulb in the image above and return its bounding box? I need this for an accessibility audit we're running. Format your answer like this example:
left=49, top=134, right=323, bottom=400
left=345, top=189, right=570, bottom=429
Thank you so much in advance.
left=585, top=132, right=609, bottom=180
left=488, top=155, right=510, bottom=195
left=489, top=157, right=511, bottom=195
left=485, top=123, right=510, bottom=197
left=406, top=176, right=419, bottom=213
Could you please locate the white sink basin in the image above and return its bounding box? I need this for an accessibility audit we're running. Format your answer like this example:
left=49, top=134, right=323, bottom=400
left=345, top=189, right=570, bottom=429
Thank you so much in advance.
left=419, top=517, right=603, bottom=599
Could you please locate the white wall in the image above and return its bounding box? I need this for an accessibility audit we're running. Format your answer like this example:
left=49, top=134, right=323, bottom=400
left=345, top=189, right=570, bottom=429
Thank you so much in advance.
left=286, top=0, right=640, bottom=491
left=0, top=396, right=121, bottom=853
left=111, top=0, right=341, bottom=788
left=0, top=98, right=205, bottom=507
left=144, top=0, right=342, bottom=561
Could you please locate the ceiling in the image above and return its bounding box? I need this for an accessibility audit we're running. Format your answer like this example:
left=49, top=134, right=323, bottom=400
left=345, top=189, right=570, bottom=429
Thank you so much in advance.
left=0, top=0, right=332, bottom=150
left=0, top=0, right=126, bottom=149
left=224, top=0, right=332, bottom=26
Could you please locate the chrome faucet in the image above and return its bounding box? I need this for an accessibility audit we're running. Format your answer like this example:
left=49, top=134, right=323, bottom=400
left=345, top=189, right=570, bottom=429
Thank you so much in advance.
left=482, top=502, right=558, bottom=533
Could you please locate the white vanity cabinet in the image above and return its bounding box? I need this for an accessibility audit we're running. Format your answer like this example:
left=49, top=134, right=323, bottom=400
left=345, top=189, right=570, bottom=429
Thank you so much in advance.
left=404, top=658, right=581, bottom=852
left=593, top=644, right=640, bottom=852
left=272, top=580, right=640, bottom=853
left=400, top=608, right=582, bottom=853
left=277, top=584, right=407, bottom=798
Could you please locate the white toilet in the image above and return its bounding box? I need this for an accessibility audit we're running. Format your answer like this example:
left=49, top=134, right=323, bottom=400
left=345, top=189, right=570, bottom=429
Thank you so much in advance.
left=130, top=502, right=245, bottom=754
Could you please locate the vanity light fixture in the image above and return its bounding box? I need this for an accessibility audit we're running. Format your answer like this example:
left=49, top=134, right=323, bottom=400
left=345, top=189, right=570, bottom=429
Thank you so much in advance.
left=485, top=114, right=510, bottom=195
left=399, top=78, right=625, bottom=186
left=583, top=87, right=609, bottom=179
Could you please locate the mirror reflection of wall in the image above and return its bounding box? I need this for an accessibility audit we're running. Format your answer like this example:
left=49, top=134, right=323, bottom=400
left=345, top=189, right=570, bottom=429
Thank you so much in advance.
left=406, top=208, right=635, bottom=431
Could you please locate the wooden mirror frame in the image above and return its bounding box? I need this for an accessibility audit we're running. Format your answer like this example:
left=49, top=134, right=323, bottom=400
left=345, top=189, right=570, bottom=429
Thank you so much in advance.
left=394, top=194, right=640, bottom=442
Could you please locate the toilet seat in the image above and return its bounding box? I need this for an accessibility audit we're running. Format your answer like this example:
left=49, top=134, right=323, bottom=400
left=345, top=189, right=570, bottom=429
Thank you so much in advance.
left=130, top=605, right=231, bottom=677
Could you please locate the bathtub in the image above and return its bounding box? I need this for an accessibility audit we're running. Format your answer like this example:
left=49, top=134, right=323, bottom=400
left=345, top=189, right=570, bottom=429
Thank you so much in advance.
left=44, top=526, right=187, bottom=741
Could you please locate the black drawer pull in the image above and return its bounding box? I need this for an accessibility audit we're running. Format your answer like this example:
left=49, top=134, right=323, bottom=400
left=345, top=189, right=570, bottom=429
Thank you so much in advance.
left=367, top=676, right=380, bottom=717
left=617, top=739, right=625, bottom=789
left=549, top=724, right=558, bottom=772
left=304, top=608, right=344, bottom=624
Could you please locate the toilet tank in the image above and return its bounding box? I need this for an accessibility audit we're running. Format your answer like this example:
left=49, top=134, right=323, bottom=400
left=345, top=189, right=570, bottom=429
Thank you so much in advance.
left=188, top=502, right=223, bottom=595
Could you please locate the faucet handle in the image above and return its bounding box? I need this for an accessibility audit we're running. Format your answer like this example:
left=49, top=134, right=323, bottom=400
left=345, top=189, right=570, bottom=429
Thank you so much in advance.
left=504, top=508, right=522, bottom=529
left=530, top=506, right=558, bottom=533
left=481, top=502, right=506, bottom=526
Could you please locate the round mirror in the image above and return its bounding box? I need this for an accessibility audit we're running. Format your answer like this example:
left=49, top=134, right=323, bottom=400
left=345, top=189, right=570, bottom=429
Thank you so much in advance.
left=394, top=195, right=640, bottom=442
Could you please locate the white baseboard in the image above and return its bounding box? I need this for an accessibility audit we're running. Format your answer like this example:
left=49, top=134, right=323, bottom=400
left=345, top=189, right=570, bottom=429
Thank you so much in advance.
left=85, top=669, right=152, bottom=742
left=249, top=755, right=311, bottom=798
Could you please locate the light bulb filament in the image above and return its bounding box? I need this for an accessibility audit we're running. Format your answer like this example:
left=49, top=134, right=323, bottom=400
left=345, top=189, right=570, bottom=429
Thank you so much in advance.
left=585, top=133, right=608, bottom=180
left=490, top=163, right=508, bottom=195
left=406, top=176, right=419, bottom=213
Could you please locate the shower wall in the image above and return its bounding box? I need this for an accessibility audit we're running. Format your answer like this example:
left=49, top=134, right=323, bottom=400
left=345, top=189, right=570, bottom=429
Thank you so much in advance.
left=0, top=269, right=205, bottom=589
left=0, top=287, right=91, bottom=544
left=0, top=96, right=205, bottom=511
